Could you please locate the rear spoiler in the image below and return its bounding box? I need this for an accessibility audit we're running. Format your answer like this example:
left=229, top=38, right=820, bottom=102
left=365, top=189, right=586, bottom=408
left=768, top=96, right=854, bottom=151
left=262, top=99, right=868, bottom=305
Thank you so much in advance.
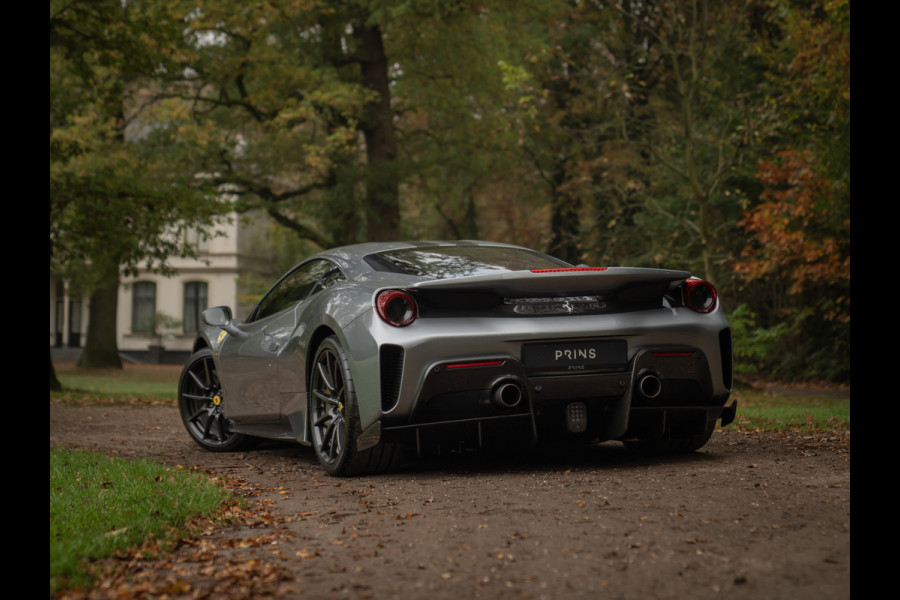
left=408, top=267, right=692, bottom=298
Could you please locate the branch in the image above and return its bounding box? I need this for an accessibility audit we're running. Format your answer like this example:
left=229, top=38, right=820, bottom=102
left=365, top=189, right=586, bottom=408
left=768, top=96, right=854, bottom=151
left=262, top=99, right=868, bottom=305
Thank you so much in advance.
left=207, top=172, right=335, bottom=207
left=266, top=207, right=333, bottom=249
left=432, top=201, right=463, bottom=240
left=642, top=194, right=703, bottom=240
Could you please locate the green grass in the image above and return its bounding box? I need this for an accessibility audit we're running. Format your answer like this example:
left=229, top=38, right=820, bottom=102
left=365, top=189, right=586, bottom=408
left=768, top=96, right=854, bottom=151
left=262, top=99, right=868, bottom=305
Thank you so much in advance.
left=51, top=364, right=180, bottom=405
left=49, top=447, right=237, bottom=594
left=727, top=387, right=850, bottom=432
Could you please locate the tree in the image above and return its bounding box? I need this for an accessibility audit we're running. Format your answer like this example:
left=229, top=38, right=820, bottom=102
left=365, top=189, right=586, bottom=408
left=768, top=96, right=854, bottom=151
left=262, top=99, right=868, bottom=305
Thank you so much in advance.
left=50, top=0, right=226, bottom=371
left=388, top=2, right=543, bottom=242
left=162, top=1, right=407, bottom=247
left=513, top=3, right=602, bottom=264
left=490, top=1, right=762, bottom=276
left=600, top=0, right=763, bottom=285
left=167, top=1, right=553, bottom=248
left=48, top=0, right=848, bottom=383
left=737, top=150, right=849, bottom=317
left=489, top=2, right=628, bottom=264
left=732, top=0, right=849, bottom=379
left=50, top=351, right=62, bottom=391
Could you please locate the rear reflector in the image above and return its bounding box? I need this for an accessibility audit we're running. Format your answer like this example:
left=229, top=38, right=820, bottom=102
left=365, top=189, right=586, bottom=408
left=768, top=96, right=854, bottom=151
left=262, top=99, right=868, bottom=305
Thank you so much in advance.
left=445, top=360, right=504, bottom=370
left=530, top=267, right=608, bottom=273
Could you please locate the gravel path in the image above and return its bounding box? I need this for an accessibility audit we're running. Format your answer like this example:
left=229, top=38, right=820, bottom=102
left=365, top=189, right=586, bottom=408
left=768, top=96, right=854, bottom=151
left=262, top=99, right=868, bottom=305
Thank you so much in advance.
left=50, top=405, right=850, bottom=599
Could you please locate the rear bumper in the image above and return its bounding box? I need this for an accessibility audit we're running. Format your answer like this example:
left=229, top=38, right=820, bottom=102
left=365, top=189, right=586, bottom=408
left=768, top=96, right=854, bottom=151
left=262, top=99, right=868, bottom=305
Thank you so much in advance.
left=337, top=304, right=734, bottom=450
left=379, top=342, right=734, bottom=448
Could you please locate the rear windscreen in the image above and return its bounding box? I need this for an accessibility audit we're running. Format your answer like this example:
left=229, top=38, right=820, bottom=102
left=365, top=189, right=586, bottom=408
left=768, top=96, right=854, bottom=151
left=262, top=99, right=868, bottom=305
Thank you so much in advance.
left=365, top=246, right=569, bottom=279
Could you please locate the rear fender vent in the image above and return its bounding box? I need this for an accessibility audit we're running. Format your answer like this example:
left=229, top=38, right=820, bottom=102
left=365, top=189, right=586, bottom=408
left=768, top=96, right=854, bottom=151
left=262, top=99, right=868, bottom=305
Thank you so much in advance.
left=379, top=344, right=405, bottom=412
left=719, top=328, right=733, bottom=390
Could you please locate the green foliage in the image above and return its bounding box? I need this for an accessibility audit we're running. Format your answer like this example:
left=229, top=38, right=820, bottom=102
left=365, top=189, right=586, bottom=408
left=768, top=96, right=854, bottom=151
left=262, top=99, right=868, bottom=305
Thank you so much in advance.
left=166, top=0, right=401, bottom=244
left=235, top=217, right=325, bottom=316
left=50, top=447, right=236, bottom=593
left=769, top=0, right=850, bottom=180
left=730, top=0, right=849, bottom=380
left=50, top=0, right=230, bottom=274
left=604, top=1, right=761, bottom=285
left=50, top=0, right=234, bottom=369
left=47, top=0, right=850, bottom=381
left=393, top=4, right=540, bottom=243
left=727, top=304, right=790, bottom=375
left=776, top=311, right=850, bottom=382
left=728, top=301, right=849, bottom=382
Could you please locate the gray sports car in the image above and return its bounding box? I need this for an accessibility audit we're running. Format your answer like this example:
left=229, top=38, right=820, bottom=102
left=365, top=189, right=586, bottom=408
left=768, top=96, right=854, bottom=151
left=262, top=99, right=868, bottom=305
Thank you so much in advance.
left=178, top=240, right=735, bottom=476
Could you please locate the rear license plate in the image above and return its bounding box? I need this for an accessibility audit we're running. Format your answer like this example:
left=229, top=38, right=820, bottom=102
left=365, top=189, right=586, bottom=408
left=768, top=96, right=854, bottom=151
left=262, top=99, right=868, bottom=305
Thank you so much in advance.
left=523, top=340, right=627, bottom=374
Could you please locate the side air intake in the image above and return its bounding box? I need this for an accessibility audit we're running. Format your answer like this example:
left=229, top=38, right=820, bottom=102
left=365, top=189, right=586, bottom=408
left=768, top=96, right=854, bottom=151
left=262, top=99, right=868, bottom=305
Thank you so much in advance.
left=379, top=344, right=405, bottom=412
left=719, top=328, right=733, bottom=390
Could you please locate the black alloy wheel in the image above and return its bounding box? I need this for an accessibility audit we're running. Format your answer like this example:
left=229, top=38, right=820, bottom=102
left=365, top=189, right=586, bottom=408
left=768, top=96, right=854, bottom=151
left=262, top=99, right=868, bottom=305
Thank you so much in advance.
left=309, top=337, right=354, bottom=474
left=178, top=348, right=252, bottom=452
left=308, top=336, right=405, bottom=477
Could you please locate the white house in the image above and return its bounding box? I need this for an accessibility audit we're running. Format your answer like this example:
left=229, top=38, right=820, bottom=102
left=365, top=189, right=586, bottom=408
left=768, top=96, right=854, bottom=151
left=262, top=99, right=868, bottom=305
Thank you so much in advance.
left=50, top=211, right=272, bottom=363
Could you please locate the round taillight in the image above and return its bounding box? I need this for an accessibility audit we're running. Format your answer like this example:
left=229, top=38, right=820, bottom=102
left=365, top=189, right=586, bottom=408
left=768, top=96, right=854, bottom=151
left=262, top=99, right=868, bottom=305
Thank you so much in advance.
left=682, top=279, right=717, bottom=313
left=375, top=290, right=418, bottom=327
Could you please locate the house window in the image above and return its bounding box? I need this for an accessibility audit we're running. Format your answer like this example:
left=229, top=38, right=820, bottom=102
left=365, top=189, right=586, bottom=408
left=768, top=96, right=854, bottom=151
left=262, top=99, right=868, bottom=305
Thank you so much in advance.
left=183, top=281, right=208, bottom=334
left=132, top=281, right=157, bottom=334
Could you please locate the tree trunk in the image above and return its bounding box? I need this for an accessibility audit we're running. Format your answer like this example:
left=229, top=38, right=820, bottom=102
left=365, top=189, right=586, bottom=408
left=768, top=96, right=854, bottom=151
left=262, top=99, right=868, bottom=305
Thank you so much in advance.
left=547, top=166, right=581, bottom=264
left=460, top=192, right=479, bottom=239
left=50, top=239, right=63, bottom=389
left=50, top=349, right=62, bottom=391
left=355, top=23, right=400, bottom=242
left=78, top=262, right=122, bottom=369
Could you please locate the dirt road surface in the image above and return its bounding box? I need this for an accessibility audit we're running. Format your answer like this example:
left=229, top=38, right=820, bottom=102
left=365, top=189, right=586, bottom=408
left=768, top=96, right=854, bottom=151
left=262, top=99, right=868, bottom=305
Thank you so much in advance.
left=50, top=405, right=850, bottom=599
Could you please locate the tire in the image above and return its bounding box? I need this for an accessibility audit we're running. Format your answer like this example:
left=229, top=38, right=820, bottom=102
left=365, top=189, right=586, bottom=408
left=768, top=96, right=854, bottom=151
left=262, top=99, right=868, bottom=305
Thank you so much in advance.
left=178, top=348, right=254, bottom=452
left=309, top=336, right=402, bottom=476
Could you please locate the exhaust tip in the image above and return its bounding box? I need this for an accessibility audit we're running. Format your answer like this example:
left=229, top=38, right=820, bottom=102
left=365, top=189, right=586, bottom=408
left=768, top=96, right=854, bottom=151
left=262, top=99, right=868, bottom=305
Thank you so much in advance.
left=491, top=380, right=524, bottom=410
left=638, top=373, right=662, bottom=399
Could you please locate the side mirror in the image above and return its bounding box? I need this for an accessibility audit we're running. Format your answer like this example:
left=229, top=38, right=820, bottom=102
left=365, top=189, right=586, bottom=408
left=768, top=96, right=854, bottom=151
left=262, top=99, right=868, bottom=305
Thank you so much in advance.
left=201, top=306, right=248, bottom=339
left=202, top=306, right=233, bottom=327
